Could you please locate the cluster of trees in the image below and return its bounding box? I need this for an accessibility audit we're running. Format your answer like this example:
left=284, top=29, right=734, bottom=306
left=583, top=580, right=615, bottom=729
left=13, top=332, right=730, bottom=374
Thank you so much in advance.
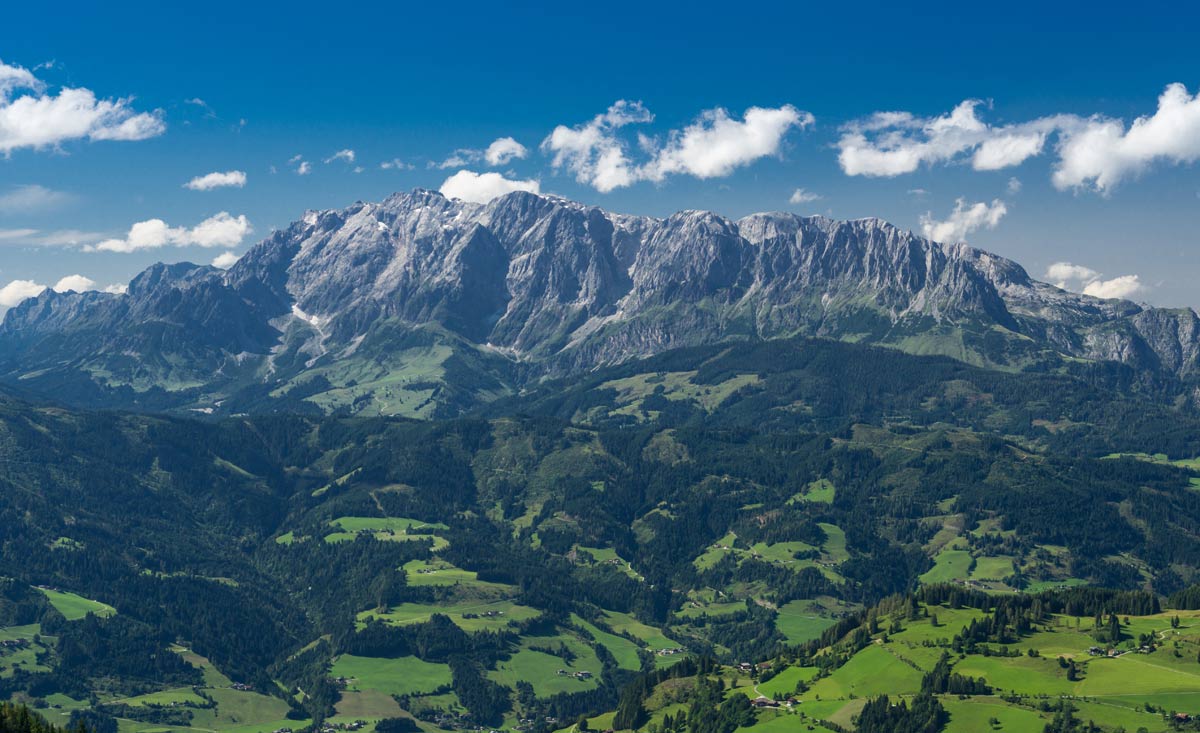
left=921, top=653, right=991, bottom=695
left=854, top=692, right=946, bottom=733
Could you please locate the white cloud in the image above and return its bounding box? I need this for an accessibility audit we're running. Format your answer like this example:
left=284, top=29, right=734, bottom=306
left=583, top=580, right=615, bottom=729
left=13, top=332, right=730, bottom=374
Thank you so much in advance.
left=1083, top=275, right=1143, bottom=299
left=439, top=170, right=540, bottom=204
left=0, top=59, right=164, bottom=154
left=324, top=149, right=355, bottom=164
left=1044, top=262, right=1143, bottom=300
left=789, top=187, right=822, bottom=204
left=1006, top=176, right=1022, bottom=194
left=103, top=283, right=128, bottom=295
left=184, top=170, right=246, bottom=191
left=1045, top=262, right=1099, bottom=288
left=484, top=136, right=528, bottom=166
left=919, top=198, right=1007, bottom=243
left=91, top=212, right=251, bottom=253
left=1053, top=83, right=1200, bottom=192
left=839, top=83, right=1200, bottom=192
left=0, top=279, right=45, bottom=307
left=542, top=100, right=655, bottom=192
left=642, top=105, right=811, bottom=181
left=52, top=274, right=96, bottom=293
left=0, top=184, right=69, bottom=213
left=0, top=228, right=38, bottom=240
left=838, top=100, right=1068, bottom=177
left=289, top=155, right=311, bottom=175
left=212, top=251, right=239, bottom=269
left=380, top=158, right=413, bottom=170
left=544, top=101, right=808, bottom=192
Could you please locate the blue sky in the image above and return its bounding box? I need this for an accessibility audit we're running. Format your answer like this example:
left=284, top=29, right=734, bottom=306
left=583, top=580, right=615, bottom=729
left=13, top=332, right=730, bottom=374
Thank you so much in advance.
left=1, top=0, right=1198, bottom=309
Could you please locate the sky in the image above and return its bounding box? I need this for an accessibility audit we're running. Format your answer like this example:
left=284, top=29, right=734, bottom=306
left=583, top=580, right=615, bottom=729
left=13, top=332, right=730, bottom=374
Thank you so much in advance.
left=1, top=0, right=1198, bottom=311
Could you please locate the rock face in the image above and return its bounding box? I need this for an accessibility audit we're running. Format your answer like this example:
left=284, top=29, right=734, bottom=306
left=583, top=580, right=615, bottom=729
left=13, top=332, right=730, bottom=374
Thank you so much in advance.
left=2, top=189, right=1197, bottom=416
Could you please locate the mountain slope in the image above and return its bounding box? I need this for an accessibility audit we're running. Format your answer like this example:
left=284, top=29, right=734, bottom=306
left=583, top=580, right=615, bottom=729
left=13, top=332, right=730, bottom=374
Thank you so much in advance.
left=2, top=189, right=1197, bottom=416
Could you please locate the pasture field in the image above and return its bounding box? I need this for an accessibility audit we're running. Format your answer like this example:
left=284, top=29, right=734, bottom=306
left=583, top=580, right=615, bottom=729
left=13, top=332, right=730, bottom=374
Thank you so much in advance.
left=572, top=615, right=643, bottom=671
left=803, top=645, right=923, bottom=700
left=754, top=665, right=819, bottom=698
left=489, top=634, right=603, bottom=698
left=788, top=478, right=836, bottom=504
left=37, top=587, right=116, bottom=620
left=358, top=599, right=540, bottom=631
left=327, top=689, right=406, bottom=725
left=774, top=600, right=838, bottom=644
left=919, top=545, right=973, bottom=584
left=324, top=516, right=449, bottom=548
left=331, top=654, right=452, bottom=696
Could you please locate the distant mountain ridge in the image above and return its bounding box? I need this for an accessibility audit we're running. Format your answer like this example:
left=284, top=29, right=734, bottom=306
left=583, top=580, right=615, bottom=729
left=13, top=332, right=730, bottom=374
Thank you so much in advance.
left=2, top=188, right=1198, bottom=416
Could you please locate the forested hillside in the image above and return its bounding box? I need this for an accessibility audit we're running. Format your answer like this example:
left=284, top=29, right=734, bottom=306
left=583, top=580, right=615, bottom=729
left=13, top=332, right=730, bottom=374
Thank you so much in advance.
left=0, top=336, right=1198, bottom=732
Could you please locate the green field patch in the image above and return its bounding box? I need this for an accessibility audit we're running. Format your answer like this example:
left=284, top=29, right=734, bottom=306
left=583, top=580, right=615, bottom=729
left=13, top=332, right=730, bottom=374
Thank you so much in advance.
left=942, top=696, right=1048, bottom=732
left=1076, top=654, right=1200, bottom=697
left=755, top=665, right=819, bottom=698
left=331, top=654, right=452, bottom=697
left=171, top=645, right=234, bottom=688
left=675, top=601, right=746, bottom=620
left=919, top=545, right=973, bottom=585
left=184, top=686, right=301, bottom=733
left=601, top=371, right=761, bottom=417
left=37, top=587, right=116, bottom=620
left=324, top=516, right=449, bottom=548
left=788, top=478, right=835, bottom=505
left=111, top=687, right=209, bottom=708
left=817, top=524, right=848, bottom=563
left=969, top=555, right=1015, bottom=582
left=327, top=690, right=406, bottom=725
left=0, top=623, right=52, bottom=678
left=953, top=654, right=1073, bottom=696
left=490, top=635, right=602, bottom=699
left=574, top=546, right=644, bottom=581
left=572, top=615, right=642, bottom=672
left=359, top=599, right=540, bottom=632
left=401, top=559, right=510, bottom=592
left=803, top=645, right=922, bottom=700
left=775, top=601, right=838, bottom=645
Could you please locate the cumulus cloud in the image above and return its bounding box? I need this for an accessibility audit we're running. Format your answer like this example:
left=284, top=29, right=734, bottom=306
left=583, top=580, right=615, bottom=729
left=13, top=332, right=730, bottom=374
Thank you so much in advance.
left=324, top=149, right=355, bottom=164
left=211, top=251, right=239, bottom=269
left=789, top=188, right=822, bottom=204
left=288, top=155, right=311, bottom=175
left=642, top=105, right=811, bottom=181
left=439, top=170, right=540, bottom=203
left=1045, top=262, right=1143, bottom=300
left=103, top=283, right=128, bottom=295
left=837, top=100, right=1068, bottom=177
left=90, top=212, right=251, bottom=253
left=543, top=101, right=808, bottom=192
left=1053, top=83, right=1200, bottom=192
left=919, top=198, right=1007, bottom=243
left=1007, top=176, right=1022, bottom=194
left=0, top=183, right=69, bottom=213
left=0, top=58, right=164, bottom=154
left=0, top=279, right=45, bottom=307
left=542, top=100, right=653, bottom=192
left=184, top=170, right=246, bottom=191
left=839, top=84, right=1200, bottom=193
left=52, top=274, right=96, bottom=292
left=484, top=136, right=528, bottom=166
left=1083, top=275, right=1143, bottom=299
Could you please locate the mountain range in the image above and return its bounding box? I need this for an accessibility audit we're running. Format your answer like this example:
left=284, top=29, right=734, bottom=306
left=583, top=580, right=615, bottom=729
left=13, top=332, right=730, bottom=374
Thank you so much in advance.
left=3, top=188, right=1198, bottom=417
